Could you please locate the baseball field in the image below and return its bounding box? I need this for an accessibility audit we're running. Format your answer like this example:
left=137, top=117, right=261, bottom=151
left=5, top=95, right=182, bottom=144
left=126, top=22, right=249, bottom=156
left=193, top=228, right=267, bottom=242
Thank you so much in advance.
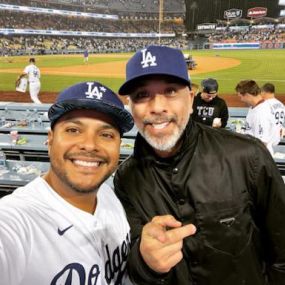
left=0, top=48, right=284, bottom=106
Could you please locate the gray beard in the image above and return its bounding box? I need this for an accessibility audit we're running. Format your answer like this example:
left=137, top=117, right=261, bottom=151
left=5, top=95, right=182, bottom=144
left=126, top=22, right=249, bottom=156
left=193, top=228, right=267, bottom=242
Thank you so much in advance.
left=140, top=120, right=188, bottom=153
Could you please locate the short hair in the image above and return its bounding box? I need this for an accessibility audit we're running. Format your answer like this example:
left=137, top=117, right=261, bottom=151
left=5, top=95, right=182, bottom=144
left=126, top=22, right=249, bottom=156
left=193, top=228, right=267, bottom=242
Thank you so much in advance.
left=29, top=58, right=35, bottom=63
left=261, top=83, right=275, bottom=94
left=235, top=80, right=260, bottom=96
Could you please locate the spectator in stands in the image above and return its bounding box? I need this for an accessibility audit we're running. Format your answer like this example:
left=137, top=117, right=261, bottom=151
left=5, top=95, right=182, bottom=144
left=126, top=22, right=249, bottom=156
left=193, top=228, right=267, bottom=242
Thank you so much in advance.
left=114, top=45, right=285, bottom=285
left=0, top=34, right=188, bottom=56
left=261, top=82, right=285, bottom=139
left=0, top=81, right=134, bottom=284
left=0, top=9, right=185, bottom=37
left=236, top=80, right=280, bottom=155
left=192, top=78, right=229, bottom=128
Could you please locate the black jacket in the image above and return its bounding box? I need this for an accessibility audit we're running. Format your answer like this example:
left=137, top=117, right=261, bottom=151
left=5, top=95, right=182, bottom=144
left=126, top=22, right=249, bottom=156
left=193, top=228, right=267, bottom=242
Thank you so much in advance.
left=192, top=93, right=229, bottom=127
left=114, top=120, right=285, bottom=285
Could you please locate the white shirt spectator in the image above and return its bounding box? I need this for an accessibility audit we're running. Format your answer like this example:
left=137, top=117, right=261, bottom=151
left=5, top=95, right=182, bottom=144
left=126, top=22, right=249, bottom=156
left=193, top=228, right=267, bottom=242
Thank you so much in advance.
left=243, top=100, right=280, bottom=155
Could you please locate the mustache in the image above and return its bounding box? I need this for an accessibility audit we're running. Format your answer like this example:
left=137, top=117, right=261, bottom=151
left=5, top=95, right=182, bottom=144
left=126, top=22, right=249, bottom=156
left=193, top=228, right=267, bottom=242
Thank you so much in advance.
left=64, top=152, right=108, bottom=162
left=143, top=115, right=177, bottom=125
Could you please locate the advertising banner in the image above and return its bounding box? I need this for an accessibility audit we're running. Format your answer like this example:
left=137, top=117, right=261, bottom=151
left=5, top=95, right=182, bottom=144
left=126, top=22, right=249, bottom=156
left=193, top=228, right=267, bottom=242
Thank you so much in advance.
left=0, top=28, right=175, bottom=38
left=197, top=24, right=216, bottom=30
left=0, top=3, right=118, bottom=19
left=224, top=9, right=242, bottom=19
left=212, top=43, right=260, bottom=50
left=247, top=7, right=267, bottom=18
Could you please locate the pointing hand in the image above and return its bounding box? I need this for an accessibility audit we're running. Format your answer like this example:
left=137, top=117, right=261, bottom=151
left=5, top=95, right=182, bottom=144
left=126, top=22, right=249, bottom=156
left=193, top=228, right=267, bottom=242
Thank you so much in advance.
left=140, top=215, right=196, bottom=273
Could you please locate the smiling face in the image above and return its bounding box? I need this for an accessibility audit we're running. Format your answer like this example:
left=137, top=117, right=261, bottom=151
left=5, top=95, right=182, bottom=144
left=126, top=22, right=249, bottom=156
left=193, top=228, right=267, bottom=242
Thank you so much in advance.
left=45, top=109, right=121, bottom=199
left=129, top=76, right=194, bottom=158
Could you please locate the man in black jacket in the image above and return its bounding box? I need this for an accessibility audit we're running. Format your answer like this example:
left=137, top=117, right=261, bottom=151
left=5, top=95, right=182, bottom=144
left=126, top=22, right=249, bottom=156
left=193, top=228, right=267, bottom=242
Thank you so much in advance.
left=192, top=78, right=229, bottom=128
left=114, top=45, right=285, bottom=285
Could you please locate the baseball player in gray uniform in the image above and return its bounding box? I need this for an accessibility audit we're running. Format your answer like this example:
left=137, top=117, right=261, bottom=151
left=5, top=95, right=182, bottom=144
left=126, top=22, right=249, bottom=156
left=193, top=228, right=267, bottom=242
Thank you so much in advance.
left=20, top=58, right=41, bottom=104
left=0, top=81, right=134, bottom=284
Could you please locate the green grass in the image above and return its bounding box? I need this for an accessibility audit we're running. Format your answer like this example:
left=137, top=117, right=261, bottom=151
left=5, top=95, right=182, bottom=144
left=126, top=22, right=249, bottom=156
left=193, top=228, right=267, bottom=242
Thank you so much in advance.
left=0, top=54, right=125, bottom=69
left=41, top=75, right=124, bottom=93
left=0, top=49, right=284, bottom=95
left=188, top=49, right=285, bottom=95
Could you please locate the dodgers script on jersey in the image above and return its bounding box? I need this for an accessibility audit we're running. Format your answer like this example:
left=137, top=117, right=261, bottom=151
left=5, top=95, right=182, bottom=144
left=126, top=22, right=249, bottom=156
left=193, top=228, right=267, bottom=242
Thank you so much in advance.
left=0, top=177, right=133, bottom=285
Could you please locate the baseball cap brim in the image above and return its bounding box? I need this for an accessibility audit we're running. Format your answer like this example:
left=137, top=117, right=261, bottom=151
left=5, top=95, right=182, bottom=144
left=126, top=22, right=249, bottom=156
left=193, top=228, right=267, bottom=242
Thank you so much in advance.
left=203, top=88, right=217, bottom=94
left=48, top=99, right=133, bottom=134
left=119, top=73, right=191, bottom=95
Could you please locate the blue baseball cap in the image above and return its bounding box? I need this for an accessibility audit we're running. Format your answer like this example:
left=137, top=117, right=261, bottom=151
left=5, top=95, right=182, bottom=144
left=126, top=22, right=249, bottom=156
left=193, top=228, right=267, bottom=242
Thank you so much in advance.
left=48, top=82, right=134, bottom=134
left=119, top=45, right=191, bottom=95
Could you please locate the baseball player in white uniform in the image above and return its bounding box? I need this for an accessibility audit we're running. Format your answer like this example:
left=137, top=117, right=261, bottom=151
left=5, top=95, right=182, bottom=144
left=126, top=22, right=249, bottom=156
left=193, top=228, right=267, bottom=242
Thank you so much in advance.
left=0, top=81, right=134, bottom=285
left=236, top=80, right=280, bottom=155
left=22, top=58, right=41, bottom=104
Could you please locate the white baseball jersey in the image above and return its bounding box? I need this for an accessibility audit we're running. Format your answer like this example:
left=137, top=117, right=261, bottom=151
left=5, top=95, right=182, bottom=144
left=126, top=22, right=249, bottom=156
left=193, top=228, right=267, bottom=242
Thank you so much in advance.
left=243, top=100, right=280, bottom=155
left=24, top=64, right=40, bottom=83
left=0, top=177, right=133, bottom=285
left=266, top=98, right=285, bottom=127
left=24, top=63, right=41, bottom=103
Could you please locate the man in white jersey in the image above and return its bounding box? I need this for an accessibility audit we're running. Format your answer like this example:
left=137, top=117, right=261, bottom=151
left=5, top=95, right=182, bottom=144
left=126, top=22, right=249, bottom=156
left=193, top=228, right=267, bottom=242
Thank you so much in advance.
left=261, top=83, right=285, bottom=139
left=20, top=58, right=41, bottom=103
left=0, top=81, right=134, bottom=285
left=236, top=80, right=280, bottom=155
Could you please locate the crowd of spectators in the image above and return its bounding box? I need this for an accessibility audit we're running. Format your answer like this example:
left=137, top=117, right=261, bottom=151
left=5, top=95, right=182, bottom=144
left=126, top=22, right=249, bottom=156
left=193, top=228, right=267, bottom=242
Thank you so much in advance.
left=0, top=0, right=188, bottom=56
left=208, top=27, right=285, bottom=44
left=0, top=0, right=185, bottom=14
left=0, top=10, right=185, bottom=34
left=0, top=35, right=189, bottom=55
left=2, top=0, right=284, bottom=56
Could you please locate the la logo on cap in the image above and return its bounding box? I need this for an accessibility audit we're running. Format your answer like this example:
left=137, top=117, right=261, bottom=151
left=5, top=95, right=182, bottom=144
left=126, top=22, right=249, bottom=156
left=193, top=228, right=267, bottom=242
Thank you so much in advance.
left=85, top=82, right=105, bottom=100
left=141, top=48, right=157, bottom=68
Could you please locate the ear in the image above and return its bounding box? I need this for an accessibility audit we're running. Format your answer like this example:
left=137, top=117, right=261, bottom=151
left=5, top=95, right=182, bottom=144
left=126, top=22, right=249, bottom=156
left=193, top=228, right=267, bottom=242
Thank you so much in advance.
left=47, top=129, right=54, bottom=155
left=189, top=89, right=195, bottom=115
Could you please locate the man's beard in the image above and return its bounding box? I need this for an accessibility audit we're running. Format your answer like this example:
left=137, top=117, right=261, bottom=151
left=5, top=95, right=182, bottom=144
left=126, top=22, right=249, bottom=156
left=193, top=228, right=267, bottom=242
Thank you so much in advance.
left=140, top=114, right=189, bottom=152
left=142, top=126, right=183, bottom=152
